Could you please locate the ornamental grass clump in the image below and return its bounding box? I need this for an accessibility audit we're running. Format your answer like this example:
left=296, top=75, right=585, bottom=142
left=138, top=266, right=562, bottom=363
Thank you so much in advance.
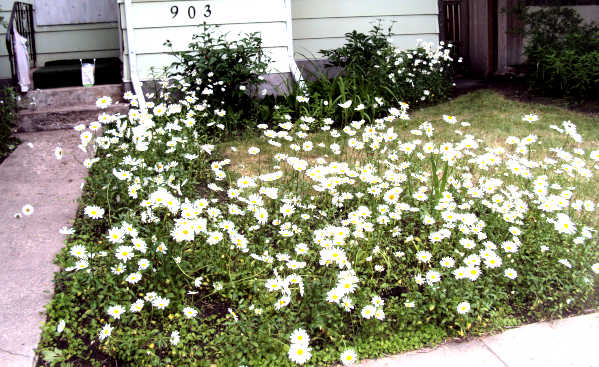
left=36, top=71, right=599, bottom=366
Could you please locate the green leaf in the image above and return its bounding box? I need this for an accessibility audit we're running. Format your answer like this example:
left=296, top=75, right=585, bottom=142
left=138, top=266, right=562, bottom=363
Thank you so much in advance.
left=41, top=349, right=63, bottom=362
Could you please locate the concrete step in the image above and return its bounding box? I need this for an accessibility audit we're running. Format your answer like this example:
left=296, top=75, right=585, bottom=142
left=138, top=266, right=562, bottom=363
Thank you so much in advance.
left=18, top=84, right=125, bottom=110
left=18, top=103, right=128, bottom=132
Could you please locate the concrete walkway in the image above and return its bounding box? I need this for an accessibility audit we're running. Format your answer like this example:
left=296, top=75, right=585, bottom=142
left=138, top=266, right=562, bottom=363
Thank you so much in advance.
left=358, top=312, right=599, bottom=367
left=0, top=130, right=88, bottom=367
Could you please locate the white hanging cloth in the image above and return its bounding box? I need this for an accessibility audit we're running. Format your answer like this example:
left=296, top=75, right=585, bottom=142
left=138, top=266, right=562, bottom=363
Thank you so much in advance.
left=13, top=23, right=31, bottom=93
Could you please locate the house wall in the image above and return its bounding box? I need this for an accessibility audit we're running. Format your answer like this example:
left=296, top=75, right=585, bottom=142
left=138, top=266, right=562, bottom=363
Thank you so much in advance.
left=493, top=4, right=599, bottom=76
left=119, top=0, right=292, bottom=82
left=120, top=0, right=441, bottom=82
left=0, top=0, right=120, bottom=82
left=2, top=0, right=442, bottom=84
left=496, top=0, right=524, bottom=74
left=528, top=5, right=599, bottom=23
left=291, top=0, right=440, bottom=60
left=468, top=0, right=493, bottom=79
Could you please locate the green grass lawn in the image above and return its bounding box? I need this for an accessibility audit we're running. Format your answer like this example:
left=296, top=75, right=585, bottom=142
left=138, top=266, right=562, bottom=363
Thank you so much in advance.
left=410, top=90, right=599, bottom=151
left=218, top=89, right=599, bottom=211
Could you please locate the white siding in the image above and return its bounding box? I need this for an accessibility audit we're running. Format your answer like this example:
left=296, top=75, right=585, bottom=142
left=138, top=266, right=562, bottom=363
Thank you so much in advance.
left=122, top=46, right=290, bottom=81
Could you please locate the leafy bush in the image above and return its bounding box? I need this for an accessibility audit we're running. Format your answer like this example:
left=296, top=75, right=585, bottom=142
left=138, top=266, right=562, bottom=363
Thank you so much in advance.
left=264, top=27, right=458, bottom=132
left=518, top=6, right=599, bottom=98
left=317, top=22, right=457, bottom=110
left=164, top=24, right=272, bottom=134
left=0, top=86, right=20, bottom=164
left=35, top=78, right=599, bottom=366
left=155, top=22, right=457, bottom=140
left=320, top=22, right=396, bottom=71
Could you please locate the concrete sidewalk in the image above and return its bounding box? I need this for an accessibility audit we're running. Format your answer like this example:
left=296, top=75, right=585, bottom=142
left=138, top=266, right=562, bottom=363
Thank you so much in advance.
left=0, top=130, right=88, bottom=367
left=358, top=312, right=599, bottom=367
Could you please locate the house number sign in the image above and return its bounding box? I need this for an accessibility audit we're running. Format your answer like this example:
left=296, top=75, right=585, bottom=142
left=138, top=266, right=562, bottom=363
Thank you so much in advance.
left=170, top=4, right=211, bottom=19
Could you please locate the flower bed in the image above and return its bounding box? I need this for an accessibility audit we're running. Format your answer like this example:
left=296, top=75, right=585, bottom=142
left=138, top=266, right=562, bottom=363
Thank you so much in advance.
left=33, top=43, right=599, bottom=367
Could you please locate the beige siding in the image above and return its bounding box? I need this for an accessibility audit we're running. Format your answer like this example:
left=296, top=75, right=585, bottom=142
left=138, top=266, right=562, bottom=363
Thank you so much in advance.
left=290, top=0, right=440, bottom=58
left=293, top=15, right=438, bottom=40
left=291, top=0, right=438, bottom=19
left=528, top=5, right=599, bottom=24
left=0, top=0, right=119, bottom=80
left=294, top=34, right=440, bottom=60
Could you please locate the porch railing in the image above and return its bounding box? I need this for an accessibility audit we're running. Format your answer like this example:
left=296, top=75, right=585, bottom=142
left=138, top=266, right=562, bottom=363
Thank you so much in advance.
left=5, top=2, right=36, bottom=88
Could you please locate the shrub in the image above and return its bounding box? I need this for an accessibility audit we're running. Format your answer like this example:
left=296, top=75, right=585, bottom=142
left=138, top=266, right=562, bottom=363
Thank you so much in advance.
left=267, top=26, right=458, bottom=132
left=517, top=6, right=599, bottom=98
left=317, top=21, right=457, bottom=109
left=320, top=22, right=395, bottom=71
left=0, top=86, right=20, bottom=164
left=164, top=24, right=272, bottom=135
left=156, top=22, right=456, bottom=137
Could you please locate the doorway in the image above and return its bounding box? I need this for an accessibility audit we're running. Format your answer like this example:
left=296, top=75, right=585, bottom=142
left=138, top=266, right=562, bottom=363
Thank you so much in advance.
left=439, top=0, right=470, bottom=75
